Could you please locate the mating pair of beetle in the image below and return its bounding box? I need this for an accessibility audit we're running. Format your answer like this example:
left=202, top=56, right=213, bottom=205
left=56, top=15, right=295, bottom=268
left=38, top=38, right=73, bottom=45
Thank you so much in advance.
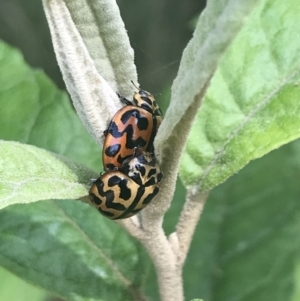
left=89, top=86, right=163, bottom=219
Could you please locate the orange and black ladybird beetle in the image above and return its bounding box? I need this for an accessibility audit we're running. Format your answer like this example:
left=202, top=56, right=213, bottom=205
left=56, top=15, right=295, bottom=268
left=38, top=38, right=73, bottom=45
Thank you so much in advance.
left=103, top=85, right=163, bottom=171
left=89, top=151, right=163, bottom=220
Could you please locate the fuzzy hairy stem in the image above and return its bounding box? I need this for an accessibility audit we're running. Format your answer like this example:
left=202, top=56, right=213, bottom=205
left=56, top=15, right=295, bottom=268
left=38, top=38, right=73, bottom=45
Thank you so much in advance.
left=140, top=227, right=184, bottom=301
left=174, top=190, right=210, bottom=266
left=140, top=80, right=211, bottom=226
left=119, top=217, right=183, bottom=301
left=117, top=217, right=144, bottom=240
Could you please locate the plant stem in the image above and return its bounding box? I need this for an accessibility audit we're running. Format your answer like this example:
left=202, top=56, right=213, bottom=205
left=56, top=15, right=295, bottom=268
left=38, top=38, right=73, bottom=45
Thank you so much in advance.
left=140, top=227, right=184, bottom=301
left=175, top=190, right=209, bottom=266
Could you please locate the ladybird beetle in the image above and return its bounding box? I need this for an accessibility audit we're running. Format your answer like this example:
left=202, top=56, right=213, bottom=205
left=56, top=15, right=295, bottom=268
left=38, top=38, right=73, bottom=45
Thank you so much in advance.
left=89, top=152, right=163, bottom=219
left=103, top=88, right=163, bottom=171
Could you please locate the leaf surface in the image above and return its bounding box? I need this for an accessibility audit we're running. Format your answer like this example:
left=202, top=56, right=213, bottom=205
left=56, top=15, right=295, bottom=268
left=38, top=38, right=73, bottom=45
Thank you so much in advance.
left=183, top=140, right=300, bottom=301
left=0, top=200, right=147, bottom=301
left=0, top=141, right=95, bottom=209
left=180, top=0, right=300, bottom=190
left=0, top=267, right=47, bottom=301
left=0, top=40, right=100, bottom=171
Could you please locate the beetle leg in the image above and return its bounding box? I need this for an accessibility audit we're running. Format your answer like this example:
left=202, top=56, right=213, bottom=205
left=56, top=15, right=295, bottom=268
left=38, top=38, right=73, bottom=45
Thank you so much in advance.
left=134, top=146, right=144, bottom=156
left=103, top=165, right=120, bottom=173
left=117, top=92, right=133, bottom=106
left=121, top=156, right=132, bottom=166
left=133, top=146, right=139, bottom=156
left=121, top=97, right=133, bottom=106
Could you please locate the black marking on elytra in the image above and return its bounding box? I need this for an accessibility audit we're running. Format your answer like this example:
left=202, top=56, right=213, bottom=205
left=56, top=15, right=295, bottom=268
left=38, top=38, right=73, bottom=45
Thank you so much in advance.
left=108, top=175, right=123, bottom=186
left=118, top=178, right=131, bottom=200
left=144, top=177, right=156, bottom=187
left=103, top=190, right=115, bottom=206
left=136, top=116, right=149, bottom=131
left=98, top=207, right=115, bottom=218
left=141, top=95, right=153, bottom=106
left=94, top=179, right=116, bottom=201
left=95, top=179, right=105, bottom=194
left=157, top=172, right=163, bottom=183
left=117, top=153, right=133, bottom=165
left=105, top=163, right=117, bottom=171
left=100, top=177, right=127, bottom=211
left=105, top=192, right=126, bottom=211
left=139, top=104, right=153, bottom=114
left=116, top=185, right=145, bottom=219
left=129, top=173, right=143, bottom=186
left=108, top=121, right=125, bottom=138
left=108, top=120, right=148, bottom=152
left=138, top=90, right=150, bottom=98
left=136, top=165, right=146, bottom=177
left=124, top=125, right=134, bottom=146
left=105, top=144, right=121, bottom=157
left=127, top=136, right=147, bottom=150
left=142, top=187, right=159, bottom=205
left=147, top=168, right=156, bottom=179
left=121, top=109, right=149, bottom=131
left=89, top=192, right=102, bottom=205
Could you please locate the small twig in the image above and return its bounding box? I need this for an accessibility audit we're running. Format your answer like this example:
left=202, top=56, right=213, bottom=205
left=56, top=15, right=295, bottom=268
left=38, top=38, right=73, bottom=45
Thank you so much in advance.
left=173, top=190, right=209, bottom=266
left=140, top=227, right=184, bottom=301
left=119, top=215, right=184, bottom=301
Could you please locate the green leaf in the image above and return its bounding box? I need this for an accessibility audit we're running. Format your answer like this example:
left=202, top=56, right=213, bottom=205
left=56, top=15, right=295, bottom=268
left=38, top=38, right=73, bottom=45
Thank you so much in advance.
left=156, top=0, right=260, bottom=154
left=0, top=40, right=100, bottom=171
left=183, top=139, right=300, bottom=301
left=292, top=261, right=300, bottom=301
left=0, top=266, right=48, bottom=301
left=0, top=200, right=148, bottom=301
left=0, top=140, right=95, bottom=209
left=63, top=0, right=138, bottom=98
left=180, top=0, right=300, bottom=190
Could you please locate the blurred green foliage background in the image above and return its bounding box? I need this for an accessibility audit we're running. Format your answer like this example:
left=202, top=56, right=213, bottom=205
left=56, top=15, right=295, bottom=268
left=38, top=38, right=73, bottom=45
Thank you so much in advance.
left=0, top=0, right=204, bottom=98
